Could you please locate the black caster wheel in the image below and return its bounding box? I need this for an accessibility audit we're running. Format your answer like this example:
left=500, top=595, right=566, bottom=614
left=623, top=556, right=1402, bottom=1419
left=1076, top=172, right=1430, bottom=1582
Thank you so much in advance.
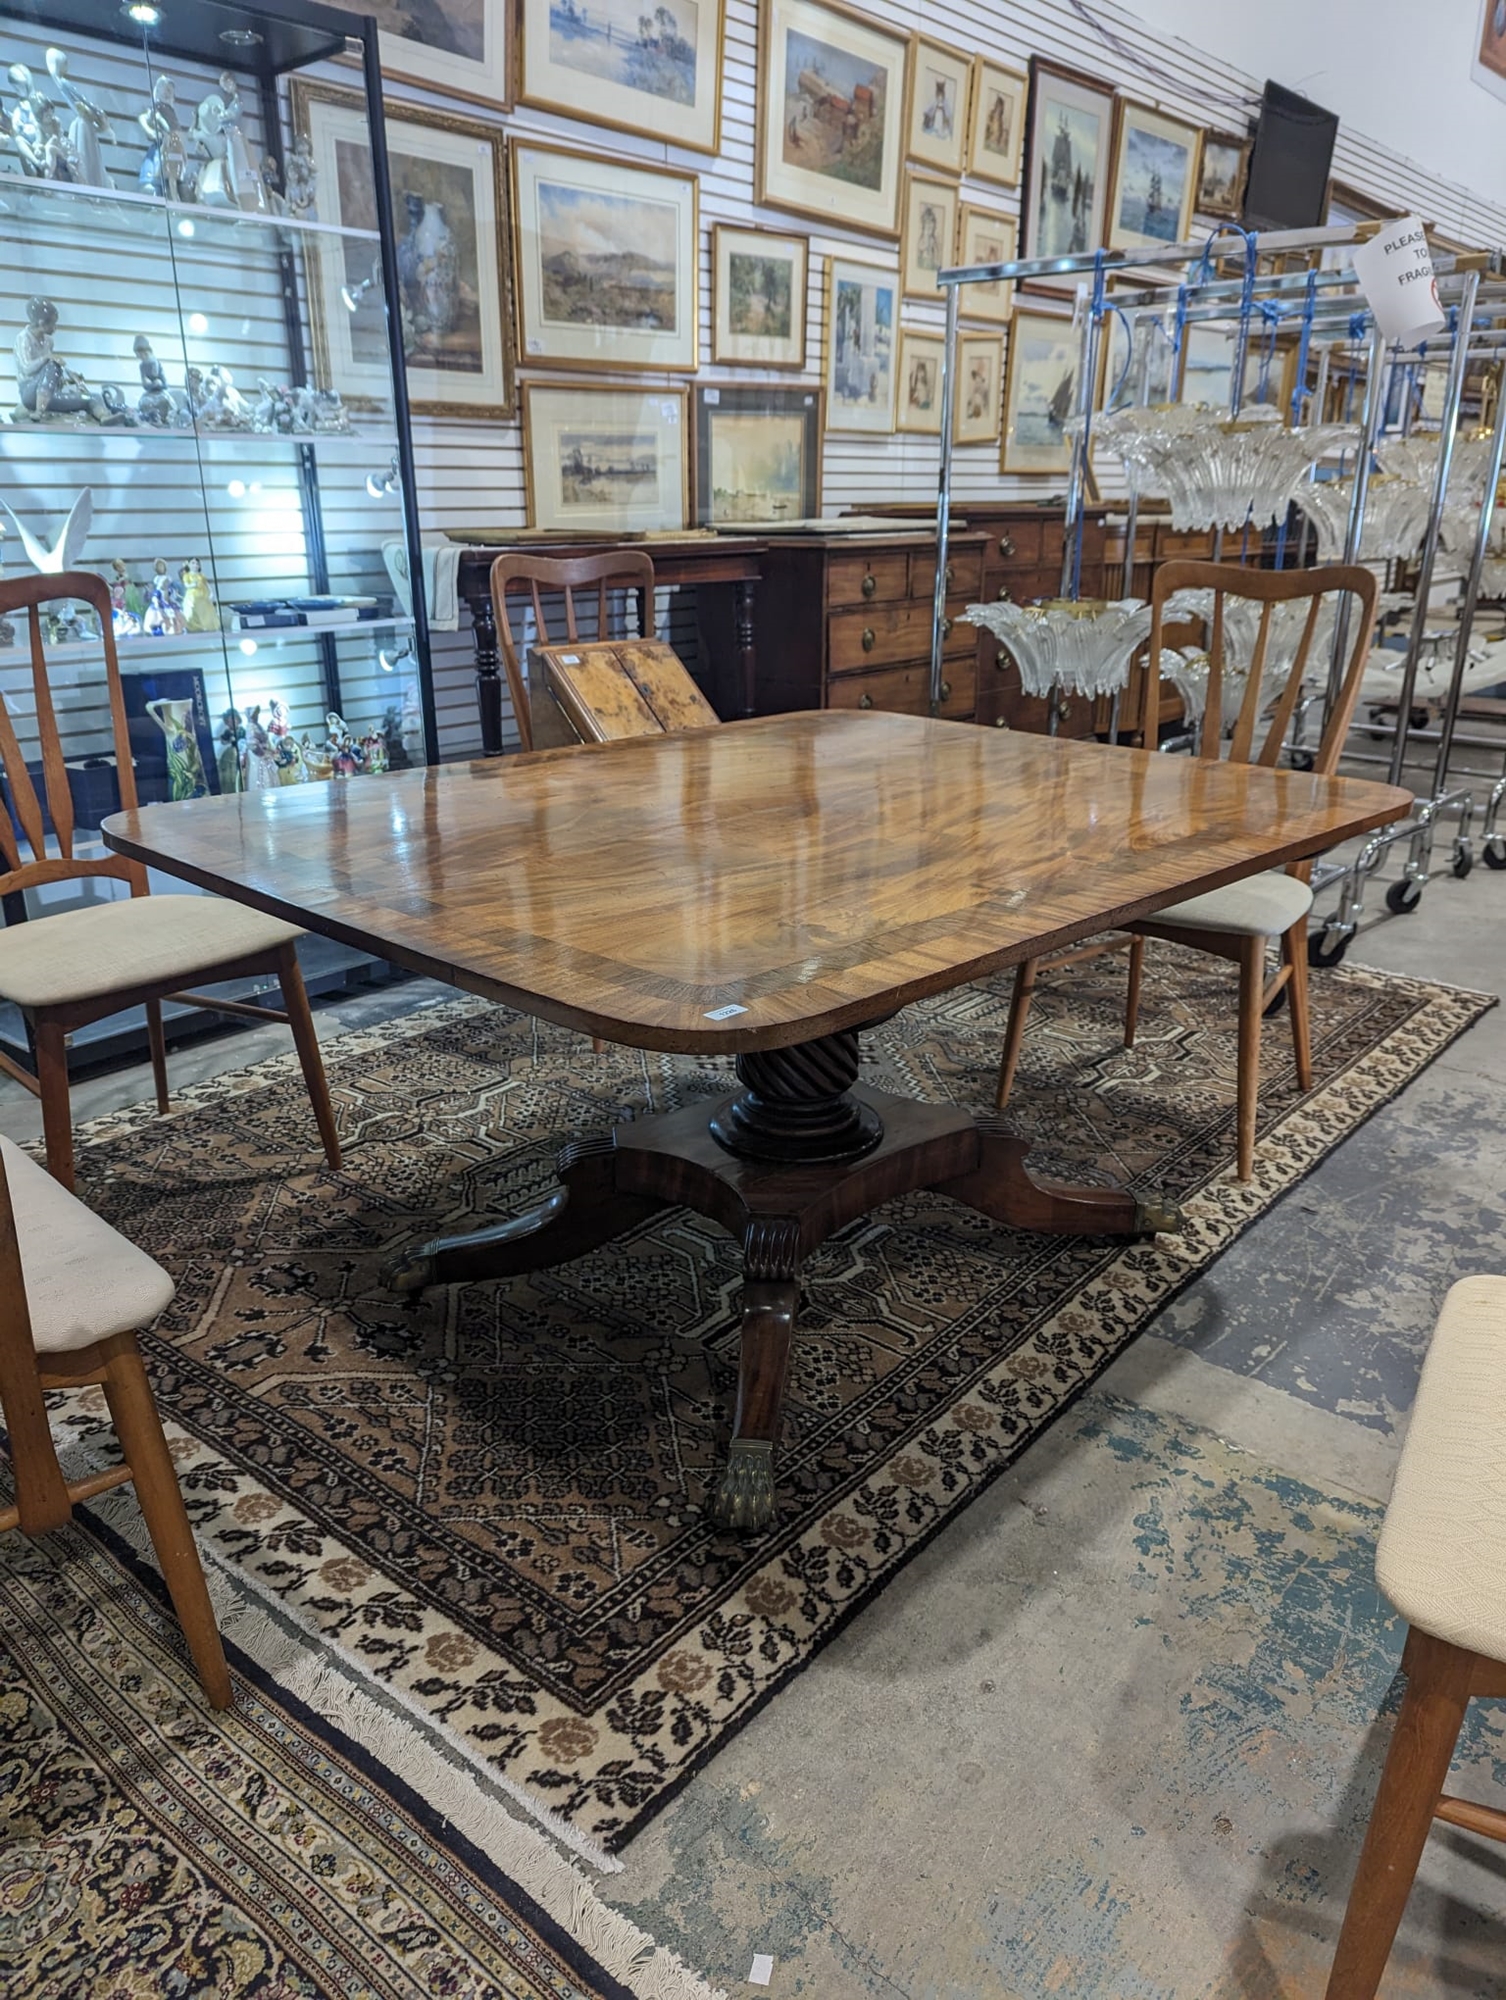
left=1452, top=847, right=1474, bottom=880
left=1289, top=747, right=1315, bottom=771
left=1263, top=984, right=1288, bottom=1018
left=1308, top=928, right=1351, bottom=969
left=1484, top=837, right=1506, bottom=870
left=1385, top=877, right=1423, bottom=915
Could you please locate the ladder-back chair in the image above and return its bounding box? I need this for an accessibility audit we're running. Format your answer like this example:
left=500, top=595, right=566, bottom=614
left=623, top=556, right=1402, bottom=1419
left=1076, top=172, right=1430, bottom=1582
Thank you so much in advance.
left=0, top=571, right=340, bottom=1188
left=995, top=560, right=1379, bottom=1181
left=489, top=550, right=657, bottom=753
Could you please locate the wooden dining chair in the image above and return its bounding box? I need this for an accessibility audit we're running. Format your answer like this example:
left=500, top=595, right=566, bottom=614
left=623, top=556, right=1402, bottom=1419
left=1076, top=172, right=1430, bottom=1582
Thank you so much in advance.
left=1325, top=1274, right=1506, bottom=1997
left=995, top=560, right=1378, bottom=1181
left=0, top=571, right=341, bottom=1190
left=0, top=1130, right=231, bottom=1707
left=489, top=550, right=657, bottom=753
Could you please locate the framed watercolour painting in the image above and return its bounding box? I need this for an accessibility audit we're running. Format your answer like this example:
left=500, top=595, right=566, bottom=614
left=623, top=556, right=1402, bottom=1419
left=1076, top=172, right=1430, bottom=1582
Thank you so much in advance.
left=694, top=384, right=823, bottom=525
left=1107, top=101, right=1200, bottom=253
left=518, top=0, right=724, bottom=154
left=897, top=330, right=943, bottom=434
left=825, top=256, right=898, bottom=433
left=512, top=144, right=698, bottom=373
left=292, top=83, right=512, bottom=419
left=523, top=383, right=689, bottom=531
left=956, top=205, right=1016, bottom=325
left=968, top=58, right=1026, bottom=187
left=1002, top=306, right=1078, bottom=475
left=1022, top=61, right=1114, bottom=266
left=1196, top=129, right=1249, bottom=220
left=756, top=0, right=909, bottom=236
left=712, top=225, right=808, bottom=369
left=955, top=332, right=1002, bottom=446
left=905, top=35, right=970, bottom=176
left=362, top=0, right=509, bottom=108
left=901, top=173, right=959, bottom=301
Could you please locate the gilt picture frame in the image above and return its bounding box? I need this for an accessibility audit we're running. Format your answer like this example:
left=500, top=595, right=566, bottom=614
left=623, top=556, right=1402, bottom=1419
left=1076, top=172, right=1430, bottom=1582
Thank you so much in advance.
left=517, top=0, right=724, bottom=154
left=897, top=330, right=943, bottom=434
left=824, top=255, right=898, bottom=433
left=1107, top=99, right=1200, bottom=255
left=756, top=0, right=909, bottom=237
left=955, top=204, right=1016, bottom=325
left=1196, top=129, right=1250, bottom=221
left=512, top=142, right=699, bottom=373
left=1022, top=59, right=1114, bottom=269
left=361, top=0, right=510, bottom=109
left=967, top=57, right=1026, bottom=187
left=1001, top=304, right=1078, bottom=476
left=291, top=81, right=513, bottom=419
left=904, top=34, right=970, bottom=177
left=900, top=173, right=959, bottom=302
left=694, top=384, right=823, bottom=525
left=711, top=225, right=809, bottom=369
left=954, top=331, right=1003, bottom=446
left=523, top=381, right=689, bottom=531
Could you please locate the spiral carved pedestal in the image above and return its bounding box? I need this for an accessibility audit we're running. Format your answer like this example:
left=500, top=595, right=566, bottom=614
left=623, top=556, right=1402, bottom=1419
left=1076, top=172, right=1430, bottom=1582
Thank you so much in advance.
left=709, top=1028, right=883, bottom=1164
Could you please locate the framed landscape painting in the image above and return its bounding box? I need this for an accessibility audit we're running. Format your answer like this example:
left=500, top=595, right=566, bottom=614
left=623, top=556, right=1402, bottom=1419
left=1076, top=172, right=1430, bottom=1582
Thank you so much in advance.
left=1001, top=305, right=1079, bottom=475
left=897, top=330, right=944, bottom=434
left=905, top=34, right=970, bottom=177
left=292, top=83, right=512, bottom=418
left=523, top=382, right=688, bottom=531
left=956, top=205, right=1016, bottom=325
left=512, top=143, right=698, bottom=372
left=968, top=58, right=1026, bottom=187
left=900, top=173, right=959, bottom=301
left=1107, top=101, right=1200, bottom=254
left=825, top=256, right=898, bottom=433
left=1196, top=129, right=1249, bottom=220
left=1022, top=60, right=1114, bottom=267
left=694, top=384, right=822, bottom=524
left=955, top=332, right=1002, bottom=445
left=518, top=0, right=724, bottom=153
left=756, top=0, right=909, bottom=237
left=361, top=0, right=509, bottom=108
left=712, top=225, right=808, bottom=369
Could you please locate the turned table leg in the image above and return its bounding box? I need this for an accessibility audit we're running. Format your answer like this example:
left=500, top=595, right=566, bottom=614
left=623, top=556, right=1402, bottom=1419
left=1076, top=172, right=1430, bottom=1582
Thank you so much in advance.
left=713, top=1221, right=801, bottom=1532
left=468, top=592, right=505, bottom=758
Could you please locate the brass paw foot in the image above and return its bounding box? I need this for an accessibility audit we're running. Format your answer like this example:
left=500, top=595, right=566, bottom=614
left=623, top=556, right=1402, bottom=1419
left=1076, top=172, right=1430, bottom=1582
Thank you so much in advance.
left=710, top=1439, right=776, bottom=1533
left=1134, top=1196, right=1186, bottom=1236
left=385, top=1247, right=436, bottom=1293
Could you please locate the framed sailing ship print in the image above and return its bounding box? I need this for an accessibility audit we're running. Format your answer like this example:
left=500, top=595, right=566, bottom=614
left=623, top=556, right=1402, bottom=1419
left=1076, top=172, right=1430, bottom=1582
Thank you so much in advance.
left=1107, top=100, right=1200, bottom=254
left=1196, top=129, right=1250, bottom=221
left=756, top=0, right=909, bottom=236
left=1001, top=304, right=1078, bottom=475
left=1021, top=60, right=1114, bottom=268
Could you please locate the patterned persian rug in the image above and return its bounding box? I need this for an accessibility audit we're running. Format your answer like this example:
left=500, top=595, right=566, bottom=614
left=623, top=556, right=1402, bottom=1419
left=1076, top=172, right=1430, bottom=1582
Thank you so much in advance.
left=48, top=949, right=1489, bottom=1858
left=0, top=1510, right=714, bottom=1999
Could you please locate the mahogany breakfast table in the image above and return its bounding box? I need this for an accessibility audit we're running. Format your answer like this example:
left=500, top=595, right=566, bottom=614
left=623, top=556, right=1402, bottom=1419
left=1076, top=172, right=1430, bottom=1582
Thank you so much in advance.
left=103, top=712, right=1410, bottom=1533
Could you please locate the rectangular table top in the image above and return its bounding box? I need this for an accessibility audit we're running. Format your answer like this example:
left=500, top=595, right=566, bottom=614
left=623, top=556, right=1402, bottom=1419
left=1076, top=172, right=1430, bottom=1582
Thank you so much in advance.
left=103, top=713, right=1411, bottom=1053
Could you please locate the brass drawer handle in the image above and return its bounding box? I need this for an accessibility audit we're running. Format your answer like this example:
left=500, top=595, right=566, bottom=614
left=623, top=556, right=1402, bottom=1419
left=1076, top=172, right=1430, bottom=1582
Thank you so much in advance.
left=939, top=679, right=952, bottom=701
left=995, top=649, right=1009, bottom=671
left=941, top=617, right=952, bottom=639
left=861, top=573, right=877, bottom=598
left=861, top=626, right=876, bottom=652
left=997, top=585, right=1012, bottom=602
left=944, top=563, right=955, bottom=587
left=858, top=692, right=874, bottom=709
left=999, top=534, right=1016, bottom=558
left=994, top=715, right=1008, bottom=727
left=1059, top=699, right=1072, bottom=720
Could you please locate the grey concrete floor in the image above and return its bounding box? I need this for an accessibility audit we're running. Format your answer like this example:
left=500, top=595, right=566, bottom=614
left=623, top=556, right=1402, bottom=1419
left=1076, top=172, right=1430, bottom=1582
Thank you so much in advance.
left=4, top=871, right=1503, bottom=1999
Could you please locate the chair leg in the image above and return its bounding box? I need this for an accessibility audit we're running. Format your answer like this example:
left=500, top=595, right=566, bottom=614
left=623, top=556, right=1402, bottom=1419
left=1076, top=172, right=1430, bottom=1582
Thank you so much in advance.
left=276, top=944, right=341, bottom=1170
left=1235, top=936, right=1265, bottom=1181
left=1284, top=921, right=1314, bottom=1091
left=995, top=958, right=1038, bottom=1110
left=100, top=1336, right=233, bottom=1710
left=1123, top=936, right=1147, bottom=1048
left=1325, top=1629, right=1475, bottom=2000
left=33, top=1017, right=75, bottom=1192
left=144, top=998, right=171, bottom=1116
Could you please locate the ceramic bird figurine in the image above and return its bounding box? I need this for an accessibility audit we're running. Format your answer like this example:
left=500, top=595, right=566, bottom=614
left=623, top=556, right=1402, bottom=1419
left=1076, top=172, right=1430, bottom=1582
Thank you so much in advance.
left=0, top=488, right=93, bottom=573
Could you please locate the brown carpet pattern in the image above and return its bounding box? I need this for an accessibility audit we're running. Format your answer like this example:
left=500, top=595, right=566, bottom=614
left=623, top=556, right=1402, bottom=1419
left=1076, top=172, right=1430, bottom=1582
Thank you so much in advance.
left=52, top=949, right=1488, bottom=1852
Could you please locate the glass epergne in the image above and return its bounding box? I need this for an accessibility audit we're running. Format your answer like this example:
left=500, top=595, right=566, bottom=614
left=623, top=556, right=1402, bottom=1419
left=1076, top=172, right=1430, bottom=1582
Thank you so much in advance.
left=963, top=597, right=1154, bottom=699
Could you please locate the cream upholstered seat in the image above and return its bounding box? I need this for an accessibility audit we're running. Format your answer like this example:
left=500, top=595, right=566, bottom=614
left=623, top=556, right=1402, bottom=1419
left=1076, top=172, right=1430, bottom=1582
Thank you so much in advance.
left=0, top=894, right=303, bottom=1010
left=1, top=1132, right=174, bottom=1353
left=1325, top=1275, right=1506, bottom=1998
left=1146, top=870, right=1314, bottom=938
left=0, top=1135, right=230, bottom=1709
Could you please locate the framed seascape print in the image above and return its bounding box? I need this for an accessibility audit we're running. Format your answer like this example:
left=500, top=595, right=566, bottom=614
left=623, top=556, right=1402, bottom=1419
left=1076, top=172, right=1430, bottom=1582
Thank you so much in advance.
left=756, top=0, right=909, bottom=236
left=897, top=330, right=943, bottom=434
left=955, top=332, right=1003, bottom=446
left=1022, top=61, right=1114, bottom=267
left=905, top=35, right=970, bottom=176
left=362, top=0, right=509, bottom=108
left=825, top=256, right=898, bottom=433
left=512, top=144, right=698, bottom=373
left=1107, top=100, right=1200, bottom=254
left=694, top=385, right=823, bottom=525
left=1196, top=129, right=1250, bottom=220
left=901, top=174, right=959, bottom=302
left=292, top=84, right=512, bottom=419
left=1001, top=306, right=1078, bottom=476
left=523, top=383, right=688, bottom=531
left=968, top=58, right=1026, bottom=187
left=956, top=205, right=1016, bottom=325
left=712, top=225, right=808, bottom=369
left=518, top=0, right=724, bottom=153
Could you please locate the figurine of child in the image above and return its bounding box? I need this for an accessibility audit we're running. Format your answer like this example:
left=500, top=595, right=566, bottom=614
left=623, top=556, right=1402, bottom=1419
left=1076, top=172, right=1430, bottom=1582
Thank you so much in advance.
left=142, top=556, right=186, bottom=637
left=361, top=726, right=389, bottom=776
left=109, top=556, right=143, bottom=636
left=266, top=697, right=308, bottom=784
left=134, top=335, right=178, bottom=425
left=14, top=297, right=130, bottom=423
left=243, top=704, right=278, bottom=790
left=180, top=556, right=218, bottom=632
left=137, top=75, right=188, bottom=200
left=217, top=706, right=245, bottom=793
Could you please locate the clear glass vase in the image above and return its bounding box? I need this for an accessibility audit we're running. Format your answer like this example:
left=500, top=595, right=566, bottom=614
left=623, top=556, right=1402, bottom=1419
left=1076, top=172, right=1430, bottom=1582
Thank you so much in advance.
left=963, top=597, right=1154, bottom=698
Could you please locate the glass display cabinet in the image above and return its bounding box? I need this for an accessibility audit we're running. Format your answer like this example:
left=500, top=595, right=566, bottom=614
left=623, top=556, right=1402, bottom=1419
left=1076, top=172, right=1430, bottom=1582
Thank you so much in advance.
left=0, top=0, right=432, bottom=1056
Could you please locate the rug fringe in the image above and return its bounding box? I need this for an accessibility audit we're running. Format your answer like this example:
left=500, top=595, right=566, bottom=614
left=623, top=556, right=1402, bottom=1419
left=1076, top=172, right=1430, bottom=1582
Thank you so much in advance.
left=83, top=1490, right=725, bottom=2000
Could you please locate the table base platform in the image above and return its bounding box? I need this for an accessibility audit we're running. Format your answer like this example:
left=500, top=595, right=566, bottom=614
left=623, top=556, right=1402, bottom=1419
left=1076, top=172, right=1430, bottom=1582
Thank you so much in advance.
left=388, top=1029, right=1183, bottom=1534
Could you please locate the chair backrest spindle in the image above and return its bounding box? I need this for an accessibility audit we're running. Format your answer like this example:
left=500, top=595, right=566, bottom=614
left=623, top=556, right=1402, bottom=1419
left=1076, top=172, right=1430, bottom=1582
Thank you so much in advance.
left=490, top=550, right=658, bottom=753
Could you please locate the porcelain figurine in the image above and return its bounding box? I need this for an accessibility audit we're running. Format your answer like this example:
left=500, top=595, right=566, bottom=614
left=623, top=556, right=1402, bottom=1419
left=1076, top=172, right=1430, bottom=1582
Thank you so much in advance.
left=43, top=606, right=89, bottom=644
left=325, top=712, right=361, bottom=778
left=266, top=697, right=308, bottom=784
left=133, top=335, right=178, bottom=425
left=301, top=733, right=332, bottom=782
left=253, top=378, right=296, bottom=433
left=45, top=49, right=113, bottom=189
left=13, top=298, right=130, bottom=423
left=361, top=726, right=389, bottom=776
left=284, top=133, right=316, bottom=221
left=145, top=696, right=210, bottom=801
left=109, top=556, right=143, bottom=636
left=259, top=155, right=287, bottom=216
left=141, top=556, right=186, bottom=637
left=216, top=706, right=245, bottom=793
left=7, top=65, right=68, bottom=180
left=242, top=704, right=278, bottom=790
left=196, top=364, right=253, bottom=429
left=191, top=71, right=266, bottom=213
left=0, top=535, right=13, bottom=650
left=180, top=556, right=218, bottom=632
left=137, top=77, right=188, bottom=201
